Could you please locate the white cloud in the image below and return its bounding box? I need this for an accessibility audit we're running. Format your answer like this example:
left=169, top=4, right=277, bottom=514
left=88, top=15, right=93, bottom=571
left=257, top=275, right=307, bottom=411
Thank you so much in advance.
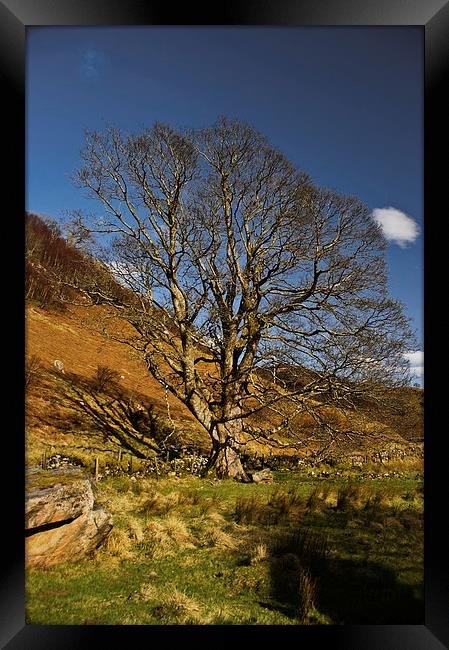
left=403, top=350, right=424, bottom=378
left=372, top=207, right=420, bottom=247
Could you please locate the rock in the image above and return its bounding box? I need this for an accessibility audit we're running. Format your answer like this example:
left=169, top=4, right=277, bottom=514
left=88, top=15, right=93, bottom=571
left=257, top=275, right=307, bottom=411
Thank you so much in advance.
left=25, top=474, right=94, bottom=529
left=250, top=468, right=274, bottom=483
left=26, top=507, right=113, bottom=568
left=25, top=468, right=113, bottom=568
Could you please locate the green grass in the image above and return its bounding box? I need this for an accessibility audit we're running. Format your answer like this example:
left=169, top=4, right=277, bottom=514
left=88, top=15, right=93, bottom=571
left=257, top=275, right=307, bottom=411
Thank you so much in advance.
left=26, top=470, right=423, bottom=625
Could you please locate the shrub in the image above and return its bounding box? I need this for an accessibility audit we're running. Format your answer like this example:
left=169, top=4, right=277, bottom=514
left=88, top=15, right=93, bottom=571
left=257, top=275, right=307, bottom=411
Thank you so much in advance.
left=25, top=354, right=43, bottom=389
left=91, top=365, right=120, bottom=393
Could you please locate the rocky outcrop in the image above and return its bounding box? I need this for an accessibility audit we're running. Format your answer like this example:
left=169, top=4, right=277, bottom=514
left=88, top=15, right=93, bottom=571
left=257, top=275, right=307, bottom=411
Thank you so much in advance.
left=25, top=468, right=113, bottom=568
left=250, top=468, right=274, bottom=483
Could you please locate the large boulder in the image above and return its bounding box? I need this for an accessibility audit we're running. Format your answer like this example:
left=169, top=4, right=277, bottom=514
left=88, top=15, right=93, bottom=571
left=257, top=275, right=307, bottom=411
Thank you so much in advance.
left=25, top=475, right=95, bottom=530
left=25, top=468, right=113, bottom=568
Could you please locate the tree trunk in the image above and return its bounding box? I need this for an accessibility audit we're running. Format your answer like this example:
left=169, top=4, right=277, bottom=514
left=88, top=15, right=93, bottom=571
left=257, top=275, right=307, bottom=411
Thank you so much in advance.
left=205, top=416, right=250, bottom=481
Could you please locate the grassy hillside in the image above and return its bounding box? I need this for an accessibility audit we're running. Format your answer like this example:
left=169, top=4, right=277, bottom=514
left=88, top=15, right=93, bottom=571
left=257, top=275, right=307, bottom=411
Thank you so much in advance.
left=25, top=303, right=206, bottom=456
left=25, top=212, right=423, bottom=469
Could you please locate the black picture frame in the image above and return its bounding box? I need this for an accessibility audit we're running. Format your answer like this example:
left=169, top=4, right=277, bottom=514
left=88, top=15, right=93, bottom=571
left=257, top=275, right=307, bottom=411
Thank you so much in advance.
left=2, top=1, right=446, bottom=647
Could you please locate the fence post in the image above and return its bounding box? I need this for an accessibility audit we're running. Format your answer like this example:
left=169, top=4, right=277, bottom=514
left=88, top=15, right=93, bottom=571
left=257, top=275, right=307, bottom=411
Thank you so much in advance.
left=41, top=450, right=47, bottom=470
left=94, top=457, right=99, bottom=482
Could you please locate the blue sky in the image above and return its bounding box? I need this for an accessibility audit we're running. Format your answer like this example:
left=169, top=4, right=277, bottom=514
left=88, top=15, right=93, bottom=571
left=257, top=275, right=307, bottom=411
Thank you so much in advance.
left=26, top=26, right=424, bottom=383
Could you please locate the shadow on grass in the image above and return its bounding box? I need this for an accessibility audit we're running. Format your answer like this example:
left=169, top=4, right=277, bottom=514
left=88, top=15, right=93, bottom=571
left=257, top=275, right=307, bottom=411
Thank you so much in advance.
left=266, top=528, right=424, bottom=624
left=314, top=556, right=423, bottom=624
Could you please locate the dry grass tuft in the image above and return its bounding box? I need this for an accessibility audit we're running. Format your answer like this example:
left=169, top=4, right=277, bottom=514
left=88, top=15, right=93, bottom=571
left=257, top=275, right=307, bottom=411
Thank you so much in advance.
left=140, top=490, right=179, bottom=517
left=103, top=528, right=134, bottom=559
left=272, top=527, right=329, bottom=569
left=298, top=568, right=318, bottom=623
left=336, top=484, right=369, bottom=511
left=234, top=495, right=266, bottom=524
left=206, top=509, right=226, bottom=525
left=153, top=589, right=205, bottom=624
left=306, top=484, right=334, bottom=512
left=131, top=582, right=159, bottom=602
left=269, top=488, right=304, bottom=509
left=198, top=495, right=222, bottom=515
left=127, top=519, right=145, bottom=543
left=98, top=489, right=141, bottom=521
left=177, top=489, right=204, bottom=506
left=363, top=490, right=390, bottom=517
left=163, top=515, right=194, bottom=545
left=250, top=543, right=268, bottom=565
left=267, top=489, right=305, bottom=523
left=400, top=512, right=423, bottom=530
left=143, top=521, right=173, bottom=557
left=199, top=525, right=238, bottom=550
left=144, top=515, right=195, bottom=558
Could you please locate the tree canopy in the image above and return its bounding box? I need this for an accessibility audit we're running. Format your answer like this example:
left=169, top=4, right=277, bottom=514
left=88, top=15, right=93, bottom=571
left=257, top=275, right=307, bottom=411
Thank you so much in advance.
left=70, top=117, right=415, bottom=479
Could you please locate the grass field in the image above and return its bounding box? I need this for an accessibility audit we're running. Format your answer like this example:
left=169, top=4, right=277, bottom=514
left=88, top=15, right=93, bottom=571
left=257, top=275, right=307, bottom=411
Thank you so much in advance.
left=26, top=469, right=423, bottom=625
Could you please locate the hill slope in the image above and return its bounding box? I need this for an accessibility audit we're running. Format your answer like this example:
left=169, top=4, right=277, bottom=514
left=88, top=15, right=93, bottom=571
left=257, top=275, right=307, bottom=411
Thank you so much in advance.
left=25, top=213, right=423, bottom=466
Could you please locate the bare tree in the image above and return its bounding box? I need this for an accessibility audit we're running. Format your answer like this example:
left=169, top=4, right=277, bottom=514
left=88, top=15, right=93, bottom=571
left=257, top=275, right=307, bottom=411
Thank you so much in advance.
left=70, top=118, right=414, bottom=480
left=63, top=211, right=95, bottom=252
